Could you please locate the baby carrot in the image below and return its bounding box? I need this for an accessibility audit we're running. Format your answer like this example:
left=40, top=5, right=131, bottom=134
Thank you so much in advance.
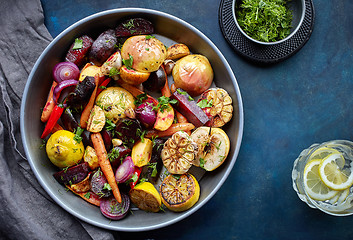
left=145, top=122, right=195, bottom=138
left=175, top=111, right=191, bottom=135
left=41, top=81, right=57, bottom=122
left=91, top=132, right=122, bottom=203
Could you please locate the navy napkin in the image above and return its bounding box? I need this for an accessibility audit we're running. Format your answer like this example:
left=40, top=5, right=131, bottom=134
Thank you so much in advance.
left=0, top=0, right=116, bottom=239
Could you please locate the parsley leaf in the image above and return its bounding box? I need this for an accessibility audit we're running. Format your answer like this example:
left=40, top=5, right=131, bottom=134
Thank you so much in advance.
left=122, top=54, right=133, bottom=69
left=153, top=96, right=178, bottom=113
left=109, top=67, right=120, bottom=77
left=72, top=38, right=83, bottom=50
left=73, top=127, right=84, bottom=143
left=145, top=35, right=155, bottom=40
left=134, top=93, right=148, bottom=106
left=197, top=99, right=213, bottom=108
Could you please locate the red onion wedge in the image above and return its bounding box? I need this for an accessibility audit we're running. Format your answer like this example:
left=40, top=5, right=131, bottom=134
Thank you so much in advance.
left=52, top=62, right=80, bottom=83
left=115, top=156, right=134, bottom=183
left=53, top=79, right=78, bottom=105
left=100, top=193, right=130, bottom=220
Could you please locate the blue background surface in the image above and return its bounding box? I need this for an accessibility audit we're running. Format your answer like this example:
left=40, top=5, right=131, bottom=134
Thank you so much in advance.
left=40, top=0, right=353, bottom=239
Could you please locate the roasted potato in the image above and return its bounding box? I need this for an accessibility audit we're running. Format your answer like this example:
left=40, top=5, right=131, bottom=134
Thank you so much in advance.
left=89, top=29, right=117, bottom=66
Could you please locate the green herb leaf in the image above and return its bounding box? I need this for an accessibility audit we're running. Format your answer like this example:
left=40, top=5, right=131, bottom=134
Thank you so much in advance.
left=105, top=119, right=116, bottom=131
left=236, top=0, right=293, bottom=42
left=145, top=35, right=155, bottom=40
left=122, top=54, right=133, bottom=69
left=197, top=99, right=213, bottom=108
left=73, top=127, right=84, bottom=143
left=109, top=67, right=120, bottom=77
left=72, top=38, right=83, bottom=50
left=153, top=96, right=177, bottom=113
left=134, top=93, right=148, bottom=106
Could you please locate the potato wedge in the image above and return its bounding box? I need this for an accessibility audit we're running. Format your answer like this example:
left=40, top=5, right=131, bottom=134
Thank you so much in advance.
left=84, top=146, right=99, bottom=170
left=166, top=43, right=190, bottom=60
left=119, top=65, right=150, bottom=85
left=131, top=139, right=153, bottom=167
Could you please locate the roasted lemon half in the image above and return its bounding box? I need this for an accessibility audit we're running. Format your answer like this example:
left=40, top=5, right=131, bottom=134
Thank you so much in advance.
left=159, top=173, right=200, bottom=212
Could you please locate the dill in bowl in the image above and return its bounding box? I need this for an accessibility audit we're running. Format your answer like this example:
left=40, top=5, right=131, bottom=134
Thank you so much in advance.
left=236, top=0, right=293, bottom=43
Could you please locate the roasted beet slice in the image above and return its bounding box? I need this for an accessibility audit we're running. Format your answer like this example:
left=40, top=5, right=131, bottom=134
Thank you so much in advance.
left=65, top=35, right=94, bottom=67
left=100, top=193, right=130, bottom=220
left=101, top=129, right=113, bottom=151
left=66, top=76, right=96, bottom=109
left=88, top=29, right=117, bottom=66
left=115, top=18, right=154, bottom=37
left=108, top=145, right=132, bottom=169
left=61, top=108, right=79, bottom=132
left=90, top=169, right=112, bottom=198
left=114, top=118, right=142, bottom=147
left=142, top=65, right=167, bottom=92
left=142, top=138, right=165, bottom=183
left=53, top=162, right=90, bottom=185
left=170, top=88, right=210, bottom=127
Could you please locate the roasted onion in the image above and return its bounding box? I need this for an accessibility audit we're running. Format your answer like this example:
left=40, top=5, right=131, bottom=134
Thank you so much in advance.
left=52, top=62, right=80, bottom=83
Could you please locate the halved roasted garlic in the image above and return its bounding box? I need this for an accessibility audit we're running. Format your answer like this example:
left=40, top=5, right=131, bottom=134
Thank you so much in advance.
left=161, top=131, right=198, bottom=174
left=190, top=126, right=230, bottom=171
left=198, top=88, right=233, bottom=127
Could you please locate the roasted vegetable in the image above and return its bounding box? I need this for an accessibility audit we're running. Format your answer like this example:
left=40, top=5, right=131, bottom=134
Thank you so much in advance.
left=87, top=105, right=106, bottom=133
left=142, top=65, right=167, bottom=92
left=61, top=107, right=79, bottom=132
left=53, top=162, right=90, bottom=185
left=65, top=35, right=94, bottom=67
left=121, top=35, right=167, bottom=73
left=66, top=76, right=96, bottom=110
left=190, top=127, right=230, bottom=171
left=100, top=194, right=130, bottom=220
left=131, top=139, right=153, bottom=167
left=166, top=43, right=190, bottom=60
left=115, top=18, right=154, bottom=37
left=95, top=87, right=135, bottom=123
left=170, top=88, right=209, bottom=128
left=198, top=88, right=233, bottom=127
left=108, top=145, right=132, bottom=169
left=90, top=168, right=112, bottom=198
left=114, top=118, right=142, bottom=147
left=119, top=65, right=150, bottom=85
left=89, top=29, right=117, bottom=66
left=172, top=54, right=213, bottom=96
left=161, top=131, right=198, bottom=174
left=46, top=130, right=85, bottom=168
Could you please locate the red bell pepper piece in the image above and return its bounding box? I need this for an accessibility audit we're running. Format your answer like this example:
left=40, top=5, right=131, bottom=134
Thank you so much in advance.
left=96, top=78, right=111, bottom=95
left=129, top=167, right=142, bottom=189
left=41, top=104, right=64, bottom=139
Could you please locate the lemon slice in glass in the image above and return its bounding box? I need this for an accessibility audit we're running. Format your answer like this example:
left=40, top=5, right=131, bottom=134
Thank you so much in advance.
left=319, top=153, right=353, bottom=191
left=308, top=147, right=345, bottom=168
left=303, top=159, right=339, bottom=201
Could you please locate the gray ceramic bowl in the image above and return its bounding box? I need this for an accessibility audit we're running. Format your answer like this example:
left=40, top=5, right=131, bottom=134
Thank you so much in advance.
left=233, top=0, right=306, bottom=45
left=20, top=8, right=244, bottom=231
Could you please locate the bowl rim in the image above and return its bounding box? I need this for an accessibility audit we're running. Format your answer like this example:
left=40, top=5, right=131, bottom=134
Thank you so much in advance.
left=232, top=0, right=306, bottom=45
left=20, top=7, right=244, bottom=231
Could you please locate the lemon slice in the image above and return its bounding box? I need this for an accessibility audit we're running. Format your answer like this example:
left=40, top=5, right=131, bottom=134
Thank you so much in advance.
left=319, top=153, right=353, bottom=191
left=308, top=147, right=345, bottom=168
left=159, top=173, right=200, bottom=212
left=303, top=159, right=338, bottom=201
left=129, top=182, right=161, bottom=212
